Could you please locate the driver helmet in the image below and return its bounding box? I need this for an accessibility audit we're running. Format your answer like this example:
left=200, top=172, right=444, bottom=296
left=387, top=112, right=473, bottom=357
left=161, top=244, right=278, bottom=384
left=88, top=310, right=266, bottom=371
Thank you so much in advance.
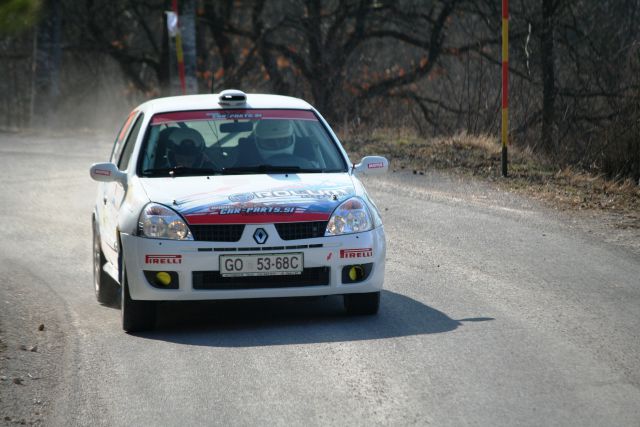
left=255, top=119, right=295, bottom=158
left=168, top=128, right=206, bottom=167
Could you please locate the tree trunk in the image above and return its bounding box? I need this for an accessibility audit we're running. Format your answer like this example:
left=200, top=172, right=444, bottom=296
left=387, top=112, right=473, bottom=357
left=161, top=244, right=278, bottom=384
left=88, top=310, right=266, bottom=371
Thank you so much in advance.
left=158, top=5, right=171, bottom=96
left=540, top=0, right=556, bottom=154
left=181, top=0, right=198, bottom=94
left=31, top=0, right=62, bottom=127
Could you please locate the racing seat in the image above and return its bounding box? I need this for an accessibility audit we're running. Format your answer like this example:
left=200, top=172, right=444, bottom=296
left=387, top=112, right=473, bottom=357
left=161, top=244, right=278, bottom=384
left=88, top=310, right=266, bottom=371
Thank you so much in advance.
left=166, top=128, right=207, bottom=166
left=293, top=137, right=315, bottom=162
left=151, top=127, right=177, bottom=169
left=236, top=137, right=262, bottom=167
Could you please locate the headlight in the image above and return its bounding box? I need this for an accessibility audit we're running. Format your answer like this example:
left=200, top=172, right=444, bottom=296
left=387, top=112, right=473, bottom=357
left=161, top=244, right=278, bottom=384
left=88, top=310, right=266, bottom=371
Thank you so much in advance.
left=325, top=197, right=373, bottom=236
left=138, top=203, right=193, bottom=240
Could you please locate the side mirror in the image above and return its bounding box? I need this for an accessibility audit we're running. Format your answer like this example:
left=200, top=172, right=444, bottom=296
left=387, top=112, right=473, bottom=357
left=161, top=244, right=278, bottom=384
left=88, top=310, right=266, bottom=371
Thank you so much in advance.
left=353, top=156, right=389, bottom=175
left=90, top=162, right=127, bottom=184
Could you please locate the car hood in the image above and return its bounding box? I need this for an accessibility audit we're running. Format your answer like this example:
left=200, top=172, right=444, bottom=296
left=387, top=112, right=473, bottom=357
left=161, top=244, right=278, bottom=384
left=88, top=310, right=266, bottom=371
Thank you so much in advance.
left=140, top=173, right=356, bottom=225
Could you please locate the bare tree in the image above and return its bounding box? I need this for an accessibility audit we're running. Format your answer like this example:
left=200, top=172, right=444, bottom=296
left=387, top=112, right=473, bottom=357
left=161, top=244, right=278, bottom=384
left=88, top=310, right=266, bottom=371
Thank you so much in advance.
left=237, top=1, right=464, bottom=120
left=540, top=0, right=558, bottom=155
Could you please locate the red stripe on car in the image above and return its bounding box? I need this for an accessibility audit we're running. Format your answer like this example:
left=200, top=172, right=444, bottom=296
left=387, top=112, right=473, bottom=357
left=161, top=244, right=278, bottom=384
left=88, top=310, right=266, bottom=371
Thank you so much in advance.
left=184, top=212, right=330, bottom=225
left=151, top=109, right=316, bottom=125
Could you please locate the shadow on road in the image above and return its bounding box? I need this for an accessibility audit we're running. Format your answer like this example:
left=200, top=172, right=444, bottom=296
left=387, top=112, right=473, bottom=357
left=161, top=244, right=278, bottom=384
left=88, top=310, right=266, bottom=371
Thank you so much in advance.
left=135, top=290, right=493, bottom=347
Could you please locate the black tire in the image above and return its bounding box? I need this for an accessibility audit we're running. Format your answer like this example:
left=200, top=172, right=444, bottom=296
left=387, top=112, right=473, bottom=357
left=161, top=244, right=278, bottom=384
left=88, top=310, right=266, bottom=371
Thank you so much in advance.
left=344, top=291, right=381, bottom=315
left=93, top=220, right=119, bottom=306
left=121, top=263, right=156, bottom=333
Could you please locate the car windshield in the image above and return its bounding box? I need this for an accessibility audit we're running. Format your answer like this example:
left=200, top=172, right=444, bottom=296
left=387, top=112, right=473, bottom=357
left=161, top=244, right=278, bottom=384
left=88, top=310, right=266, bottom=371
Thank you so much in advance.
left=139, top=109, right=347, bottom=177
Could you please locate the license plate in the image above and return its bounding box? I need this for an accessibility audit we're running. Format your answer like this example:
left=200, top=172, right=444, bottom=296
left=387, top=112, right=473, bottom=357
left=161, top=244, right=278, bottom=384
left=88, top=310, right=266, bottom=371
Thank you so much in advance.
left=220, top=253, right=304, bottom=277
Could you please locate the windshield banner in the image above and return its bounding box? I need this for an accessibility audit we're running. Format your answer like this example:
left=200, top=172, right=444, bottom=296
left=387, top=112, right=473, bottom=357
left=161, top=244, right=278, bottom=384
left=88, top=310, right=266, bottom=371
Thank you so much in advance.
left=151, top=109, right=317, bottom=126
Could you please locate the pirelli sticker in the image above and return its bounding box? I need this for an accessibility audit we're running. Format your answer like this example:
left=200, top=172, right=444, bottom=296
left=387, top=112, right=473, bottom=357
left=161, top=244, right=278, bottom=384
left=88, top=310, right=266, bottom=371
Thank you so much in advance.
left=340, top=248, right=373, bottom=259
left=367, top=162, right=385, bottom=169
left=145, top=254, right=182, bottom=264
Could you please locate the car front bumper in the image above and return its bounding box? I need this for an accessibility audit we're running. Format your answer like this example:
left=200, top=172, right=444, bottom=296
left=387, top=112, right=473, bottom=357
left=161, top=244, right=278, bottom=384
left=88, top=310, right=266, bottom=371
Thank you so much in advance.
left=121, top=225, right=385, bottom=301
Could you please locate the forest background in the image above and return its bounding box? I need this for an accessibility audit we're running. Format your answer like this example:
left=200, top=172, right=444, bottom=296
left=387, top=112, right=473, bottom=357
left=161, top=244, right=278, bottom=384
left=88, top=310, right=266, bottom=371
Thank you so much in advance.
left=1, top=0, right=638, bottom=182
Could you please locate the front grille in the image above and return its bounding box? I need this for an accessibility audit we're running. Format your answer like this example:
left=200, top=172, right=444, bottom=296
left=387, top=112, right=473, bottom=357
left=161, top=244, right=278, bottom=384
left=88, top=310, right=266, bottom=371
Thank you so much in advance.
left=275, top=221, right=328, bottom=240
left=197, top=244, right=323, bottom=252
left=190, top=224, right=245, bottom=242
left=193, top=267, right=330, bottom=290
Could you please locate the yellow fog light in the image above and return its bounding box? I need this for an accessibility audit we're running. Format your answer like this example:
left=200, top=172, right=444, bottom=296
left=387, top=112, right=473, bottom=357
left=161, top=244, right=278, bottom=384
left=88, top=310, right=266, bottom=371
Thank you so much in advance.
left=156, top=271, right=172, bottom=286
left=342, top=264, right=372, bottom=284
left=349, top=266, right=364, bottom=281
left=144, top=270, right=179, bottom=289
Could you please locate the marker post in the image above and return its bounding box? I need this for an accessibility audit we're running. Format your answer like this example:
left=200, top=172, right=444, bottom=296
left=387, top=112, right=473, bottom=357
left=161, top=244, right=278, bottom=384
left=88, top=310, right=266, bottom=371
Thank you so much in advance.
left=172, top=0, right=186, bottom=95
left=501, top=0, right=509, bottom=177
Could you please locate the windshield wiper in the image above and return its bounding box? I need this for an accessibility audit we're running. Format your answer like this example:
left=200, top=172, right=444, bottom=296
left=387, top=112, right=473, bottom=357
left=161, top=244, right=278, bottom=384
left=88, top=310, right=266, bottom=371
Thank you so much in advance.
left=221, top=165, right=321, bottom=174
left=142, top=166, right=221, bottom=177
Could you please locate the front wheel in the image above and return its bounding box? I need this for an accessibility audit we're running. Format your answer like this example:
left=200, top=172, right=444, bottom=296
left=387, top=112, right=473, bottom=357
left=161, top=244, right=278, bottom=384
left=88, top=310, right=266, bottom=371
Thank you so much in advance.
left=344, top=291, right=380, bottom=315
left=121, top=263, right=156, bottom=332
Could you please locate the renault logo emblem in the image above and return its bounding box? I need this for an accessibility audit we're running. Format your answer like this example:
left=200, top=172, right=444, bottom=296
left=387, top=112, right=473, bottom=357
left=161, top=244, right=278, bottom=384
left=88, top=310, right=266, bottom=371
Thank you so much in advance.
left=253, top=228, right=268, bottom=244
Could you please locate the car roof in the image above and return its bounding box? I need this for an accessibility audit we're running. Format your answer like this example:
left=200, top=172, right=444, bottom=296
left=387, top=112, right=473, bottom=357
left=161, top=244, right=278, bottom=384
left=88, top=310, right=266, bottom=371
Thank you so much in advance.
left=137, top=93, right=315, bottom=115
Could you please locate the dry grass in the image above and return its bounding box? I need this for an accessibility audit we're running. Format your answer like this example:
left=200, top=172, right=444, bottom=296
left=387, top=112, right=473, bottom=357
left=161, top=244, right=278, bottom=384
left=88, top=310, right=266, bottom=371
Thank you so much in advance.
left=340, top=127, right=640, bottom=228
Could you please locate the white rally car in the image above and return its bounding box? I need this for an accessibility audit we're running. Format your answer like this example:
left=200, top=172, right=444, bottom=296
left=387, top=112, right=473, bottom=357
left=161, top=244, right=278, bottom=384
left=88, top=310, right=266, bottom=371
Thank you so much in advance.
left=90, top=89, right=388, bottom=332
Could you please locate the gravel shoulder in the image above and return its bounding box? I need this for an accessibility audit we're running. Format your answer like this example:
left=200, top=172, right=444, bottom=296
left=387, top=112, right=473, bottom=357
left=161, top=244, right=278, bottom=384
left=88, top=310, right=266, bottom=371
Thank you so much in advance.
left=0, top=131, right=96, bottom=426
left=0, top=260, right=69, bottom=426
left=376, top=169, right=640, bottom=257
left=343, top=131, right=640, bottom=255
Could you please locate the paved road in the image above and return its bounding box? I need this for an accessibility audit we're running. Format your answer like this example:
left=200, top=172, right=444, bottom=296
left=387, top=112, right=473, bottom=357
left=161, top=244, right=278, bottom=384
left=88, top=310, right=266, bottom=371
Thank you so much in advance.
left=1, top=133, right=639, bottom=426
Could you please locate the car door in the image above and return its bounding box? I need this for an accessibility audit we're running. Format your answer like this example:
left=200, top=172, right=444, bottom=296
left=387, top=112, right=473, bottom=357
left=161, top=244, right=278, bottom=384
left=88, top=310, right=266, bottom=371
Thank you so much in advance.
left=102, top=111, right=144, bottom=266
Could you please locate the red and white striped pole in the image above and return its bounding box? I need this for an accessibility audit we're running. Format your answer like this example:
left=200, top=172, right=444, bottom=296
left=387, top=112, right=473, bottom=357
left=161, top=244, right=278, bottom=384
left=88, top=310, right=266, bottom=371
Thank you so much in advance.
left=501, top=0, right=509, bottom=177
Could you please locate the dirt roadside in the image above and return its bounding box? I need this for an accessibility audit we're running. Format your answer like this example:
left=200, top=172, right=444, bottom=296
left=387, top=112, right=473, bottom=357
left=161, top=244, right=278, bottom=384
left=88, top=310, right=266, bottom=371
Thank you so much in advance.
left=0, top=263, right=69, bottom=426
left=342, top=130, right=640, bottom=255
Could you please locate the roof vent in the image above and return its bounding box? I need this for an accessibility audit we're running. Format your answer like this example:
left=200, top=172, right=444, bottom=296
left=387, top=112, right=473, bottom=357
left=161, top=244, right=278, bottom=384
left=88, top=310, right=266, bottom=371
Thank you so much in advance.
left=218, top=89, right=247, bottom=106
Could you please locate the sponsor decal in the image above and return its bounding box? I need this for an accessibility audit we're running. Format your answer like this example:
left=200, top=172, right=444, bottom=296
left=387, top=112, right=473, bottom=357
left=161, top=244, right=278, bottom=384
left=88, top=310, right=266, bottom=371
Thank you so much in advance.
left=208, top=112, right=263, bottom=120
left=209, top=206, right=300, bottom=215
left=340, top=248, right=373, bottom=259
left=151, top=109, right=317, bottom=125
left=145, top=254, right=182, bottom=264
left=367, top=162, right=385, bottom=169
left=179, top=184, right=355, bottom=225
left=228, top=192, right=255, bottom=203
left=253, top=188, right=349, bottom=198
left=222, top=189, right=349, bottom=202
left=94, top=169, right=111, bottom=176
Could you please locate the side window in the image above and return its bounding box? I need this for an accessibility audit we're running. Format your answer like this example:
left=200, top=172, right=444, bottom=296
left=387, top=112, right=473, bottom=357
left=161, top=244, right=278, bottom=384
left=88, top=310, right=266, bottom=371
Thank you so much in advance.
left=118, top=113, right=144, bottom=170
left=110, top=110, right=137, bottom=163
